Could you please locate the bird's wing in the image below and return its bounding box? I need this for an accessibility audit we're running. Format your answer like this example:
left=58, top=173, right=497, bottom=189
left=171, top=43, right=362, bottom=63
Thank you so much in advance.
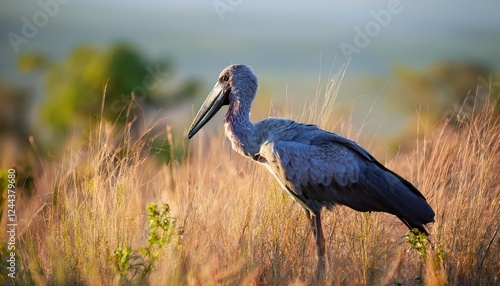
left=316, top=133, right=375, bottom=162
left=256, top=141, right=316, bottom=213
left=257, top=134, right=434, bottom=231
left=256, top=137, right=363, bottom=213
left=258, top=138, right=361, bottom=194
left=324, top=133, right=429, bottom=201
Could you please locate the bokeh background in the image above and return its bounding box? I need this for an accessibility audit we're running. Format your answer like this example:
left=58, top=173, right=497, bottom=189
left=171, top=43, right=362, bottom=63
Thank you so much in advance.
left=1, top=0, right=500, bottom=164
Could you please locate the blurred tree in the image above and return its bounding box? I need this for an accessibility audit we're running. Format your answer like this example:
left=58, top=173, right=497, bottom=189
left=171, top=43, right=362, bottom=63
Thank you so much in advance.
left=41, top=44, right=150, bottom=132
left=0, top=84, right=32, bottom=164
left=0, top=84, right=31, bottom=140
left=383, top=61, right=499, bottom=153
left=19, top=43, right=201, bottom=154
left=390, top=61, right=499, bottom=128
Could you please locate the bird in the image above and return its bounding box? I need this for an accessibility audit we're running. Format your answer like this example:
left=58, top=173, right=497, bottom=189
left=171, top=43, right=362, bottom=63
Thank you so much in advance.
left=187, top=64, right=435, bottom=275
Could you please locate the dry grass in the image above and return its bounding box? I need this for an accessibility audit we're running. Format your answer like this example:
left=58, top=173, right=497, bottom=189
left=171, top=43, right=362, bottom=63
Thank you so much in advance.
left=4, top=79, right=500, bottom=285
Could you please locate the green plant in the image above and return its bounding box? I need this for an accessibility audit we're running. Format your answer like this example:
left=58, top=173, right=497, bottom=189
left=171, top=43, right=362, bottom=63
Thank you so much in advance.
left=404, top=230, right=428, bottom=285
left=405, top=230, right=429, bottom=259
left=113, top=203, right=177, bottom=284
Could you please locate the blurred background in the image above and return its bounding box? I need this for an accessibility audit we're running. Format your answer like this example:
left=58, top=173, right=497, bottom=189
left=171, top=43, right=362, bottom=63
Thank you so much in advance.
left=1, top=0, right=500, bottom=165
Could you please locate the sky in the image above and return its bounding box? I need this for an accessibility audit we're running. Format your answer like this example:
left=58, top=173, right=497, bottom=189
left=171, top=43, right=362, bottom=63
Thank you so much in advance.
left=3, top=0, right=500, bottom=76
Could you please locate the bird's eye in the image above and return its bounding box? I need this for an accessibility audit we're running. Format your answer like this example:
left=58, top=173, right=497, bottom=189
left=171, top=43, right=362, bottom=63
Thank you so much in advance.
left=221, top=75, right=229, bottom=82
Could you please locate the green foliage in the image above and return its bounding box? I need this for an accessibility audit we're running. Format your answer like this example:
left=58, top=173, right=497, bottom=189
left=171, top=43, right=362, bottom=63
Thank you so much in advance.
left=404, top=230, right=430, bottom=285
left=37, top=43, right=200, bottom=147
left=113, top=203, right=177, bottom=284
left=405, top=230, right=429, bottom=259
left=41, top=44, right=151, bottom=133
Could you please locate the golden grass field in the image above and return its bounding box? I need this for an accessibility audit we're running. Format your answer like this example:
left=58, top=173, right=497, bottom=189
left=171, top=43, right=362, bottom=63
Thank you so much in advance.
left=3, top=81, right=499, bottom=285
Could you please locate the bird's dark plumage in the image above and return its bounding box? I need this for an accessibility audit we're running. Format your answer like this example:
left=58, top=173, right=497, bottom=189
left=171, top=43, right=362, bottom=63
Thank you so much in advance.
left=256, top=120, right=434, bottom=234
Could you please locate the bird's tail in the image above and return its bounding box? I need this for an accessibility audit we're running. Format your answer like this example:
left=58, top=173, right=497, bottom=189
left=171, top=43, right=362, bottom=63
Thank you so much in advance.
left=370, top=162, right=435, bottom=235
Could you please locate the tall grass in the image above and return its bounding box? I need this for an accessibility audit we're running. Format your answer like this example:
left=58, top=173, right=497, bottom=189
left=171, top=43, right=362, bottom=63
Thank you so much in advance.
left=7, top=79, right=499, bottom=285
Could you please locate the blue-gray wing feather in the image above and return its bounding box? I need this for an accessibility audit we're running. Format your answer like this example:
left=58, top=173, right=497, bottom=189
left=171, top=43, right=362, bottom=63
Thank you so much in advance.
left=258, top=129, right=434, bottom=233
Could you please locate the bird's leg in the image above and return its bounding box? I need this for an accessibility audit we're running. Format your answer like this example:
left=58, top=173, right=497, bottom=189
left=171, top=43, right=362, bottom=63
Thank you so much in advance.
left=306, top=210, right=326, bottom=278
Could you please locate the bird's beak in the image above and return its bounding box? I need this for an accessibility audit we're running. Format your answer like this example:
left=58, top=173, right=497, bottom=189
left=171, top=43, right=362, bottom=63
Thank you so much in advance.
left=188, top=82, right=229, bottom=139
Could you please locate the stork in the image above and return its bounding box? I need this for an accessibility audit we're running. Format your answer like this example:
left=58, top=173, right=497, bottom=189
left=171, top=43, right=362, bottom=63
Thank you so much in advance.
left=187, top=64, right=434, bottom=275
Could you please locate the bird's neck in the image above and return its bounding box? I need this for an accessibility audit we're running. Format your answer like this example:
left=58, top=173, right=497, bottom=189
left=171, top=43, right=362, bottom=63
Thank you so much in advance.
left=224, top=99, right=259, bottom=158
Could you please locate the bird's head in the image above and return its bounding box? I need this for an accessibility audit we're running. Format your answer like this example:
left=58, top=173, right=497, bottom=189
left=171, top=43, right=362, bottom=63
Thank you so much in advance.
left=188, top=64, right=257, bottom=139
